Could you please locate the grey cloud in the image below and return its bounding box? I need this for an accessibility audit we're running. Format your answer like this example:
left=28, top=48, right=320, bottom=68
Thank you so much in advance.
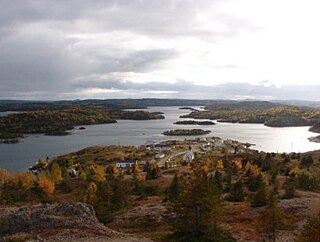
left=72, top=80, right=320, bottom=101
left=96, top=49, right=179, bottom=73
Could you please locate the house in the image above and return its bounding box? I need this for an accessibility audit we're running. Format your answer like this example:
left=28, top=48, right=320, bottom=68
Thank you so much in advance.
left=201, top=143, right=211, bottom=151
left=155, top=153, right=165, bottom=159
left=183, top=150, right=194, bottom=163
left=154, top=144, right=172, bottom=152
left=116, top=160, right=137, bottom=169
left=214, top=139, right=224, bottom=148
left=68, top=168, right=78, bottom=177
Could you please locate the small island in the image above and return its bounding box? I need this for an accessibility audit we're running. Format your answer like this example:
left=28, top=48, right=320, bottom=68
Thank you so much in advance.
left=174, top=120, right=216, bottom=125
left=162, top=129, right=211, bottom=136
left=309, top=123, right=320, bottom=133
left=308, top=135, right=320, bottom=143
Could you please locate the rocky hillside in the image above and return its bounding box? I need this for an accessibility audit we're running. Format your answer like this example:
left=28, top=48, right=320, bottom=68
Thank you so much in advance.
left=0, top=202, right=152, bottom=242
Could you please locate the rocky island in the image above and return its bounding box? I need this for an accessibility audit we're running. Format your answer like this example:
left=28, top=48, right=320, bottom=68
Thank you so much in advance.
left=162, top=129, right=211, bottom=136
left=174, top=120, right=215, bottom=125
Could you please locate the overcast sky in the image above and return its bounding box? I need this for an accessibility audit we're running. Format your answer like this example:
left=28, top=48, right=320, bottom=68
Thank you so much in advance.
left=0, top=0, right=320, bottom=100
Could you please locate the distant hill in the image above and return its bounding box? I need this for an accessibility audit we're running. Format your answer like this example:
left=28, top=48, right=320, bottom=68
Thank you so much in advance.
left=272, top=100, right=320, bottom=108
left=0, top=99, right=285, bottom=112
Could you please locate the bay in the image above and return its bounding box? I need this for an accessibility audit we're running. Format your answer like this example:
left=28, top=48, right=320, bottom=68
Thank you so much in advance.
left=0, top=106, right=319, bottom=172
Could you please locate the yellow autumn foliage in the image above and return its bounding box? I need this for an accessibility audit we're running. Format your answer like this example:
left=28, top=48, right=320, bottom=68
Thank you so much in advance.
left=289, top=166, right=301, bottom=176
left=8, top=172, right=35, bottom=190
left=0, top=168, right=9, bottom=184
left=216, top=160, right=224, bottom=169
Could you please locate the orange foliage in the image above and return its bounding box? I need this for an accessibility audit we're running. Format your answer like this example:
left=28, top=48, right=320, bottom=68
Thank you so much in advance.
left=38, top=177, right=55, bottom=195
left=233, top=159, right=243, bottom=170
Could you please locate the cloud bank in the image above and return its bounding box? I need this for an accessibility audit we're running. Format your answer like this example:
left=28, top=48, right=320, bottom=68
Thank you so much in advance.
left=0, top=0, right=319, bottom=100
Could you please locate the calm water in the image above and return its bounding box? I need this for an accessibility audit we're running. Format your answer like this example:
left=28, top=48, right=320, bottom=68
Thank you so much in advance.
left=1, top=106, right=319, bottom=172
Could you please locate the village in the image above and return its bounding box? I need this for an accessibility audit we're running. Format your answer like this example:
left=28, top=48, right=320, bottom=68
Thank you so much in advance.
left=29, top=136, right=251, bottom=179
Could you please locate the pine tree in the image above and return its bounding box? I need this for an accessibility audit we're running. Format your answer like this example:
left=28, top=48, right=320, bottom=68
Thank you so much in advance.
left=227, top=179, right=245, bottom=202
left=258, top=194, right=286, bottom=242
left=248, top=173, right=264, bottom=192
left=95, top=181, right=113, bottom=223
left=171, top=164, right=235, bottom=241
left=252, top=181, right=268, bottom=207
left=295, top=211, right=320, bottom=242
left=146, top=163, right=160, bottom=180
left=224, top=173, right=232, bottom=192
left=166, top=174, right=181, bottom=202
left=212, top=171, right=223, bottom=195
left=283, top=176, right=296, bottom=199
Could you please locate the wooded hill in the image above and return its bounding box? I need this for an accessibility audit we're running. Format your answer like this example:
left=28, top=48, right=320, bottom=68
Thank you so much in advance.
left=182, top=105, right=320, bottom=129
left=0, top=108, right=164, bottom=142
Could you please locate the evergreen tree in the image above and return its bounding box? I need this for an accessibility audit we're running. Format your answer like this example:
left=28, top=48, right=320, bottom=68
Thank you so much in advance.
left=300, top=155, right=314, bottom=168
left=224, top=173, right=232, bottom=192
left=283, top=176, right=296, bottom=199
left=295, top=211, right=320, bottom=242
left=166, top=174, right=181, bottom=202
left=252, top=181, right=268, bottom=207
left=258, top=194, right=286, bottom=242
left=95, top=181, right=113, bottom=223
left=146, top=163, right=160, bottom=180
left=227, top=179, right=245, bottom=202
left=171, top=164, right=235, bottom=241
left=248, top=173, right=264, bottom=192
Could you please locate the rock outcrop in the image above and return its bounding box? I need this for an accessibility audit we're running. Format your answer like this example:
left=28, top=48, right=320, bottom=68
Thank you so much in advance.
left=111, top=203, right=175, bottom=228
left=0, top=202, right=152, bottom=242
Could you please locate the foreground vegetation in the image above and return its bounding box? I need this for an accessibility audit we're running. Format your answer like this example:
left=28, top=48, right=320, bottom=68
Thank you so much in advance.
left=1, top=138, right=320, bottom=241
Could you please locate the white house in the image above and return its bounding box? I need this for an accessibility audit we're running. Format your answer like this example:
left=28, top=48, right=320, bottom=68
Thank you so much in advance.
left=155, top=153, right=165, bottom=159
left=183, top=150, right=194, bottom=163
left=116, top=160, right=137, bottom=169
left=154, top=144, right=172, bottom=152
left=214, top=139, right=224, bottom=148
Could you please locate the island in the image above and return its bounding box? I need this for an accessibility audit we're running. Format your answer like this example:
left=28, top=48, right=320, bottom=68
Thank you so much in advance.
left=174, top=120, right=216, bottom=125
left=309, top=123, right=320, bottom=133
left=0, top=108, right=165, bottom=142
left=308, top=135, right=320, bottom=143
left=181, top=105, right=320, bottom=128
left=162, top=129, right=211, bottom=136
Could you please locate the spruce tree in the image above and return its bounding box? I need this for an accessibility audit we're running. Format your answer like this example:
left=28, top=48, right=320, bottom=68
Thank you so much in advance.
left=166, top=174, right=181, bottom=202
left=252, top=181, right=268, bottom=207
left=227, top=179, right=245, bottom=202
left=258, top=194, right=286, bottom=242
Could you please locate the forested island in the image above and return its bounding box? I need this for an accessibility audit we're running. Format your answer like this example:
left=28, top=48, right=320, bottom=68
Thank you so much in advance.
left=181, top=105, right=320, bottom=128
left=174, top=120, right=216, bottom=125
left=162, top=129, right=211, bottom=136
left=0, top=108, right=164, bottom=143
